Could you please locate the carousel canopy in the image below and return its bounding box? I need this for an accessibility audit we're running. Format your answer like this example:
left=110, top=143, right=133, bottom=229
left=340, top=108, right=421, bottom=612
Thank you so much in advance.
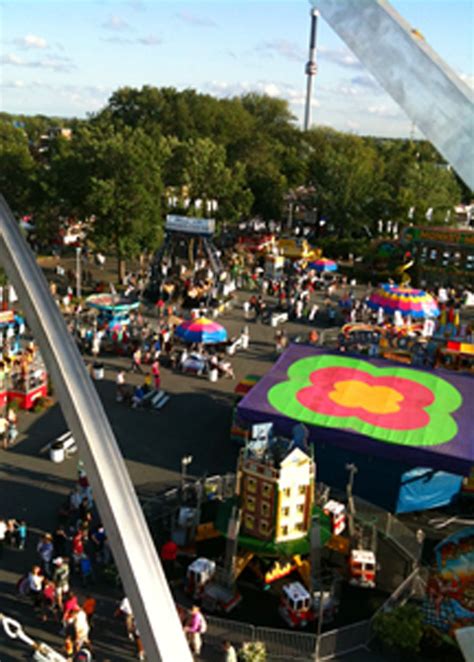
left=175, top=317, right=228, bottom=344
left=368, top=285, right=439, bottom=319
left=308, top=258, right=338, bottom=272
left=85, top=294, right=140, bottom=313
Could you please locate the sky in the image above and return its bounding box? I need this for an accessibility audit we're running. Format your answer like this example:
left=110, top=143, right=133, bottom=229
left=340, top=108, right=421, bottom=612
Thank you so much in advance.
left=1, top=0, right=473, bottom=137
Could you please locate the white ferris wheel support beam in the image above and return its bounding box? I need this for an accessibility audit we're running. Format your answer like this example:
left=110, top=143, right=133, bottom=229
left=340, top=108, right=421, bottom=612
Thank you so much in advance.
left=312, top=0, right=474, bottom=190
left=0, top=195, right=192, bottom=662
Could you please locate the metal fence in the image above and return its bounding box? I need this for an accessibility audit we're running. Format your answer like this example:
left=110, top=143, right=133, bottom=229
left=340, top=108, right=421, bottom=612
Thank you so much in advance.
left=316, top=620, right=371, bottom=661
left=353, top=496, right=424, bottom=562
left=202, top=614, right=318, bottom=661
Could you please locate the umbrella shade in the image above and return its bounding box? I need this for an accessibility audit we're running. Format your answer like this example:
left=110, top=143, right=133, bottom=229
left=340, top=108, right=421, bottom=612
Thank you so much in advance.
left=175, top=317, right=228, bottom=344
left=368, top=285, right=439, bottom=319
left=308, top=258, right=338, bottom=272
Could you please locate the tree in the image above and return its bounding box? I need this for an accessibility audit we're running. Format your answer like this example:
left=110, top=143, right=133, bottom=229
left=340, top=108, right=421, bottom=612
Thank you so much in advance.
left=177, top=137, right=253, bottom=223
left=304, top=128, right=384, bottom=238
left=61, top=123, right=168, bottom=281
left=372, top=604, right=423, bottom=654
left=0, top=120, right=37, bottom=214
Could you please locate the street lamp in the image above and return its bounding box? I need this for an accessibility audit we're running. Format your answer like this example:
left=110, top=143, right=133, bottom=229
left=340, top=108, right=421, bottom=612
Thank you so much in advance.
left=75, top=246, right=82, bottom=300
left=181, top=454, right=193, bottom=489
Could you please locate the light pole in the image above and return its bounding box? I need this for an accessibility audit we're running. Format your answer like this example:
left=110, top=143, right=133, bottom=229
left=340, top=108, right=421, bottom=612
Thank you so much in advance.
left=75, top=246, right=82, bottom=300
left=181, top=454, right=193, bottom=490
left=345, top=462, right=358, bottom=539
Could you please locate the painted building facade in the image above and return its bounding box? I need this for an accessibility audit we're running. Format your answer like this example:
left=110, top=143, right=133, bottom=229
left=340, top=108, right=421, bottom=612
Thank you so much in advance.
left=237, top=446, right=315, bottom=543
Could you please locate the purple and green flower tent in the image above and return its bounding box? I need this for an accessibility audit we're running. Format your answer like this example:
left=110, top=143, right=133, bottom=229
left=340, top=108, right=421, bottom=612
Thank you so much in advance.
left=237, top=345, right=474, bottom=476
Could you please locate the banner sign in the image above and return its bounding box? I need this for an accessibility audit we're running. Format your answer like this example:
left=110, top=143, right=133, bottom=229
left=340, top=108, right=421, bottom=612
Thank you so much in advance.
left=165, top=215, right=215, bottom=236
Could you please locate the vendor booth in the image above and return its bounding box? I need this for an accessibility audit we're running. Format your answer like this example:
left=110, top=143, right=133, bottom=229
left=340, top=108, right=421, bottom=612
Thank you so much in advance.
left=237, top=346, right=473, bottom=512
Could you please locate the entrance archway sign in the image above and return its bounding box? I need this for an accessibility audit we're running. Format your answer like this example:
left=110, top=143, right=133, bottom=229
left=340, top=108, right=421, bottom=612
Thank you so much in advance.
left=0, top=196, right=192, bottom=662
left=313, top=0, right=474, bottom=189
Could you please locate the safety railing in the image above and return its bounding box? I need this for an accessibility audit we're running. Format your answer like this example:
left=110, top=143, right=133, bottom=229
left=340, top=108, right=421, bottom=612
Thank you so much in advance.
left=316, top=620, right=371, bottom=661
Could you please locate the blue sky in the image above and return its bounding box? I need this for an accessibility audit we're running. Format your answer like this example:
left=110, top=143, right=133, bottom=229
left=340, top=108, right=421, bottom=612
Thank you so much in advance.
left=1, top=0, right=473, bottom=137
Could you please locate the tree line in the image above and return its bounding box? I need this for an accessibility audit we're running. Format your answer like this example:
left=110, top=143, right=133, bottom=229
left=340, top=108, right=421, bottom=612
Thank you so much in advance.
left=0, top=85, right=468, bottom=275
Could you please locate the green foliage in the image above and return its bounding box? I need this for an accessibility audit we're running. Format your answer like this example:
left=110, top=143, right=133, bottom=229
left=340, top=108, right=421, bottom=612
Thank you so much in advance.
left=0, top=120, right=37, bottom=214
left=0, top=85, right=466, bottom=249
left=238, top=641, right=267, bottom=662
left=372, top=604, right=424, bottom=654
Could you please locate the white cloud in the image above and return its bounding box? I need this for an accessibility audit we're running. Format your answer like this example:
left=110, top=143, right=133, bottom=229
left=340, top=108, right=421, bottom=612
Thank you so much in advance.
left=1, top=53, right=24, bottom=65
left=346, top=119, right=360, bottom=131
left=367, top=103, right=401, bottom=119
left=1, top=79, right=26, bottom=89
left=256, top=39, right=305, bottom=63
left=202, top=79, right=319, bottom=111
left=15, top=34, right=48, bottom=49
left=1, top=52, right=74, bottom=72
left=176, top=11, right=216, bottom=28
left=319, top=45, right=362, bottom=70
left=101, top=34, right=162, bottom=46
left=137, top=34, right=162, bottom=46
left=102, top=15, right=131, bottom=31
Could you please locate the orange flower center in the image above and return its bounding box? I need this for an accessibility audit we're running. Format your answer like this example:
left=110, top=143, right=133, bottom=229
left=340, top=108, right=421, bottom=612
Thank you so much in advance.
left=329, top=380, right=404, bottom=414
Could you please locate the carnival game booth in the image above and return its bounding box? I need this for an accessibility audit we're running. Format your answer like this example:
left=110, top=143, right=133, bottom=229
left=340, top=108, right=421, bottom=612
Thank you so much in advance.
left=237, top=345, right=474, bottom=513
left=7, top=355, right=47, bottom=410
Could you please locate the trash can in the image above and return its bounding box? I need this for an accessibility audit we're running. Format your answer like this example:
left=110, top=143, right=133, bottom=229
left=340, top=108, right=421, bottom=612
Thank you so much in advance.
left=209, top=368, right=218, bottom=382
left=93, top=362, right=104, bottom=380
left=49, top=441, right=65, bottom=463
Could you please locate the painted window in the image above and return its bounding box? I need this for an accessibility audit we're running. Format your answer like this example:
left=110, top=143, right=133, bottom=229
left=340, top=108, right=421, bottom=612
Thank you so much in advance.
left=247, top=477, right=256, bottom=493
left=246, top=495, right=256, bottom=512
left=244, top=514, right=255, bottom=529
left=262, top=482, right=272, bottom=498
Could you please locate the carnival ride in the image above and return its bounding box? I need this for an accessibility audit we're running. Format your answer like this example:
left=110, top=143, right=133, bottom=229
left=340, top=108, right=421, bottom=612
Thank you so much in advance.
left=85, top=293, right=140, bottom=331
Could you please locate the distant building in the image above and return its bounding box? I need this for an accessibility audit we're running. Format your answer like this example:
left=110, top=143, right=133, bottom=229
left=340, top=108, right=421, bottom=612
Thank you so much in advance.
left=236, top=443, right=315, bottom=543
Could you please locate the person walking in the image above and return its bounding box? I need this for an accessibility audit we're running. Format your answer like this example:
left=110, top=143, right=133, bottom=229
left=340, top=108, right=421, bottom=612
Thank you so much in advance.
left=116, top=370, right=126, bottom=402
left=37, top=533, right=54, bottom=577
left=184, top=605, right=207, bottom=657
left=16, top=519, right=27, bottom=550
left=131, top=348, right=143, bottom=374
left=52, top=557, right=70, bottom=610
left=151, top=360, right=161, bottom=390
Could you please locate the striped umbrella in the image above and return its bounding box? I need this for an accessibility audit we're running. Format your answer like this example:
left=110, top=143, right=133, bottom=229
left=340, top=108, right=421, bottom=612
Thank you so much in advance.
left=368, top=284, right=439, bottom=319
left=308, top=258, right=338, bottom=272
left=175, top=317, right=228, bottom=344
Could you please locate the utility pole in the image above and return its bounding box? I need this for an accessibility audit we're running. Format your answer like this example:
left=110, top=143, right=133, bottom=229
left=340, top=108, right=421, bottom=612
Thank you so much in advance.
left=304, top=8, right=319, bottom=131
